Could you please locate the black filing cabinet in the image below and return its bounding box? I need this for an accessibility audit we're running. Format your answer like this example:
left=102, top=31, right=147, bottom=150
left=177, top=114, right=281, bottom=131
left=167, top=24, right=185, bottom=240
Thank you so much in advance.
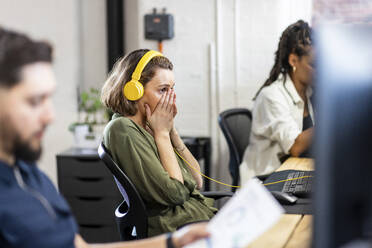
left=181, top=137, right=212, bottom=190
left=56, top=148, right=122, bottom=243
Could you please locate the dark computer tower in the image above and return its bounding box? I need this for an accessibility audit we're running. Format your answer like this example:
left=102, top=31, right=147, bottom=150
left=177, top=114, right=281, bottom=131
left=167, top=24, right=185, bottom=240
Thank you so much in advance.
left=314, top=24, right=372, bottom=248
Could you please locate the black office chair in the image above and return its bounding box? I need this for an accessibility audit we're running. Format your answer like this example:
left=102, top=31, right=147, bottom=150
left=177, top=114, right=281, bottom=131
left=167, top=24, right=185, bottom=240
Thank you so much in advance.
left=98, top=142, right=233, bottom=240
left=218, top=108, right=253, bottom=191
left=98, top=143, right=148, bottom=241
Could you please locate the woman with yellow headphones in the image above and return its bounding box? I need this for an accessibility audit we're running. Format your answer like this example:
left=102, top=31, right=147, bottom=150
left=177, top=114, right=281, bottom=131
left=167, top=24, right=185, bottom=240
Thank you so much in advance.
left=101, top=49, right=216, bottom=237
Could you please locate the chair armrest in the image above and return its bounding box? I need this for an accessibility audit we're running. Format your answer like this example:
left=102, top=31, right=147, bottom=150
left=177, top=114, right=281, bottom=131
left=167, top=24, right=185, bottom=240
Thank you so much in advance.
left=201, top=191, right=234, bottom=200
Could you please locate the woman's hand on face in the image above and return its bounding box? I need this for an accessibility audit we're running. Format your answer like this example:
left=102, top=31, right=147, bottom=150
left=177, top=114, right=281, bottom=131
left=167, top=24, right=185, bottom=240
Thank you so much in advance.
left=172, top=222, right=210, bottom=248
left=145, top=89, right=175, bottom=136
left=170, top=92, right=178, bottom=135
left=173, top=92, right=178, bottom=118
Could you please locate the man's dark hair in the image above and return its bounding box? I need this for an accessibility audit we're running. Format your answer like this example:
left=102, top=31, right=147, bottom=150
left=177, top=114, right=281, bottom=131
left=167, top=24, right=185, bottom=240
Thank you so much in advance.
left=0, top=27, right=53, bottom=87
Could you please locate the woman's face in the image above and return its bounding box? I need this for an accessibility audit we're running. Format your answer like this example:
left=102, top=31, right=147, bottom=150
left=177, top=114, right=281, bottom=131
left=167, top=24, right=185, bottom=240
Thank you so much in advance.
left=138, top=68, right=175, bottom=115
left=290, top=47, right=314, bottom=86
left=298, top=50, right=314, bottom=86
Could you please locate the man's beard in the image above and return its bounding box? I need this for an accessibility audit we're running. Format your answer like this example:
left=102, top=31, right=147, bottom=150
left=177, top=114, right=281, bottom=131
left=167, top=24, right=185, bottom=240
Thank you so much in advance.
left=13, top=136, right=42, bottom=162
left=0, top=115, right=43, bottom=163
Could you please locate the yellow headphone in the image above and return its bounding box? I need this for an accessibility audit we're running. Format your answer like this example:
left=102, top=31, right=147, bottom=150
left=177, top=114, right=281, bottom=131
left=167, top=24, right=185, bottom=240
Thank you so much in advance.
left=123, top=50, right=164, bottom=101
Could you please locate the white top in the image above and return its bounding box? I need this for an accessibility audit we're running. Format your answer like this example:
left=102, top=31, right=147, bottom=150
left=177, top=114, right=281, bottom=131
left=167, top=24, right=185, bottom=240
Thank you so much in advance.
left=240, top=75, right=314, bottom=184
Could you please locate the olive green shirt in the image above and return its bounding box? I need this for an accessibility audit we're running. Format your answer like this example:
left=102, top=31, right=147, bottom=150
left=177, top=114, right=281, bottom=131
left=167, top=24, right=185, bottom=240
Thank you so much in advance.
left=103, top=114, right=216, bottom=237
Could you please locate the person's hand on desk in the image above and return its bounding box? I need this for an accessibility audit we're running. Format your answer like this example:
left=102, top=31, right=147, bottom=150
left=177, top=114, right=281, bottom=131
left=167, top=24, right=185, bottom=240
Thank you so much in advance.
left=172, top=222, right=210, bottom=247
left=74, top=222, right=210, bottom=248
left=289, top=127, right=314, bottom=157
left=74, top=234, right=89, bottom=248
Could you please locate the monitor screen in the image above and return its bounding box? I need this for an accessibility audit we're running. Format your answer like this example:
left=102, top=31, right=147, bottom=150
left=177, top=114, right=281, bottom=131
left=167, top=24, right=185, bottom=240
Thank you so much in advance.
left=314, top=24, right=372, bottom=247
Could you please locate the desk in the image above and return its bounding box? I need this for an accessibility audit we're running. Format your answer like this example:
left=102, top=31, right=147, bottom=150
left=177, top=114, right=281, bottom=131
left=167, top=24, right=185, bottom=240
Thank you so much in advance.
left=246, top=158, right=314, bottom=248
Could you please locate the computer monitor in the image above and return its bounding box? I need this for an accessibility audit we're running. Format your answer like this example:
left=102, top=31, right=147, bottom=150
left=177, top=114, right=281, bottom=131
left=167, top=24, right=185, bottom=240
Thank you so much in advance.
left=314, top=24, right=372, bottom=247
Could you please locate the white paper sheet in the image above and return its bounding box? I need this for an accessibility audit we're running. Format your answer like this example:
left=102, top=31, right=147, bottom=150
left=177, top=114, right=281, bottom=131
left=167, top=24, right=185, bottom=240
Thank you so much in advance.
left=184, top=178, right=284, bottom=248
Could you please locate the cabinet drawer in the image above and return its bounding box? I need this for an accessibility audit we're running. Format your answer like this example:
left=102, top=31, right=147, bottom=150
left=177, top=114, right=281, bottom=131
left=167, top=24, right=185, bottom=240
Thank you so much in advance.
left=66, top=196, right=121, bottom=225
left=59, top=177, right=121, bottom=198
left=79, top=224, right=120, bottom=243
left=57, top=157, right=112, bottom=179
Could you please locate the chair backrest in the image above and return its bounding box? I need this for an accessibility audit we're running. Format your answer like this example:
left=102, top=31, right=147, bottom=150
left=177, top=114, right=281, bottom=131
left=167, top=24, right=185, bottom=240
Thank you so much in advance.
left=98, top=142, right=148, bottom=240
left=218, top=108, right=252, bottom=190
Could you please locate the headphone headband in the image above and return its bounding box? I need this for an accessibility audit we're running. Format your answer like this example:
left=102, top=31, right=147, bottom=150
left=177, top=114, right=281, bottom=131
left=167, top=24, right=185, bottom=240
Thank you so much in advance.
left=131, top=50, right=163, bottom=81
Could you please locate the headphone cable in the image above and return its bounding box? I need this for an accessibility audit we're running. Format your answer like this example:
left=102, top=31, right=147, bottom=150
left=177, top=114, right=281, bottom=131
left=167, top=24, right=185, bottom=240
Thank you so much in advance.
left=174, top=149, right=313, bottom=189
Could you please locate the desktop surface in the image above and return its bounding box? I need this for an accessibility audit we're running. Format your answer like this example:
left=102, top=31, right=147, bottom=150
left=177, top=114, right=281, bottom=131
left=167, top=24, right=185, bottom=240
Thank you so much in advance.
left=246, top=157, right=313, bottom=248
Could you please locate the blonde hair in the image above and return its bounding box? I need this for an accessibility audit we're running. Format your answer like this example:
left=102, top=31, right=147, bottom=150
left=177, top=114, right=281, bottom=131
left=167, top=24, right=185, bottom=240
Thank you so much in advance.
left=101, top=49, right=173, bottom=116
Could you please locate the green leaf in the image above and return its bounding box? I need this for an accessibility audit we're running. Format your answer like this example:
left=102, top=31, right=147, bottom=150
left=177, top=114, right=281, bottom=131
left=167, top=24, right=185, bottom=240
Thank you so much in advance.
left=81, top=92, right=89, bottom=103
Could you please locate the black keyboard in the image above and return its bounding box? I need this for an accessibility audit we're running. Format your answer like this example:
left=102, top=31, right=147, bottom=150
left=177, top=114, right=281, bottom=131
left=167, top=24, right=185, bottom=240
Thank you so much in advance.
left=282, top=171, right=314, bottom=197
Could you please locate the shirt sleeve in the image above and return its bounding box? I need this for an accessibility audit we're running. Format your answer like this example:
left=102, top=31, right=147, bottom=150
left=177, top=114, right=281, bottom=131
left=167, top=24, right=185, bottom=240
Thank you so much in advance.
left=104, top=121, right=190, bottom=207
left=253, top=90, right=301, bottom=154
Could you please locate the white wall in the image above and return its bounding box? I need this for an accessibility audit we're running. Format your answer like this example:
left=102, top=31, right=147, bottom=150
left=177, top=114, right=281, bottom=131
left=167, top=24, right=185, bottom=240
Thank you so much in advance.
left=80, top=0, right=108, bottom=91
left=134, top=0, right=216, bottom=137
left=0, top=0, right=312, bottom=189
left=0, top=0, right=107, bottom=185
left=0, top=0, right=80, bottom=184
left=126, top=0, right=312, bottom=191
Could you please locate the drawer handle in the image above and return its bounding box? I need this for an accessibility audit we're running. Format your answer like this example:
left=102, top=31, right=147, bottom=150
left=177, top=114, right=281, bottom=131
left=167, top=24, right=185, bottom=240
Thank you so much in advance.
left=75, top=157, right=100, bottom=162
left=76, top=177, right=103, bottom=182
left=77, top=196, right=103, bottom=201
left=80, top=224, right=104, bottom=228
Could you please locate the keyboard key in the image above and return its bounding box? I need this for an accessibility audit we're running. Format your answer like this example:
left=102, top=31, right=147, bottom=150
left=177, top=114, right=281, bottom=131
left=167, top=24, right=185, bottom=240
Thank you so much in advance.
left=295, top=185, right=306, bottom=192
left=280, top=170, right=314, bottom=197
left=284, top=181, right=291, bottom=187
left=291, top=178, right=297, bottom=186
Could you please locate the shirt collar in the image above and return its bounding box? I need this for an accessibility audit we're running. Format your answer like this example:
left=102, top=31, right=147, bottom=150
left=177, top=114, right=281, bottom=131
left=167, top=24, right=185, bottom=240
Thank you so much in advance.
left=112, top=112, right=122, bottom=120
left=0, top=160, right=14, bottom=184
left=112, top=113, right=147, bottom=133
left=112, top=113, right=138, bottom=130
left=111, top=113, right=158, bottom=151
left=0, top=159, right=36, bottom=185
left=281, top=74, right=313, bottom=104
left=16, top=159, right=35, bottom=175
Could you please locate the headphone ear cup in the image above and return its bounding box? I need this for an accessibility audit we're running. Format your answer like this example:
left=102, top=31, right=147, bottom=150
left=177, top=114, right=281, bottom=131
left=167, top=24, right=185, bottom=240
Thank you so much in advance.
left=123, top=80, right=144, bottom=101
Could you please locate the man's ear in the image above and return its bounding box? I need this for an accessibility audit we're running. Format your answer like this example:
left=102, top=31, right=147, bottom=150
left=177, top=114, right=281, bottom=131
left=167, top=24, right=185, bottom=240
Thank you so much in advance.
left=288, top=53, right=299, bottom=68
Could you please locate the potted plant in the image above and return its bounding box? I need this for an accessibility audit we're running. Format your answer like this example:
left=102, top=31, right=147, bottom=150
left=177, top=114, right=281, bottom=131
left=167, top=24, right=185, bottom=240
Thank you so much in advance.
left=69, top=88, right=110, bottom=148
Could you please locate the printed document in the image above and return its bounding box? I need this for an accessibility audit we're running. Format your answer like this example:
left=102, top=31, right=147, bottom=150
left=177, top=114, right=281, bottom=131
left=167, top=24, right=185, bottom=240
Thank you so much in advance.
left=184, top=179, right=284, bottom=248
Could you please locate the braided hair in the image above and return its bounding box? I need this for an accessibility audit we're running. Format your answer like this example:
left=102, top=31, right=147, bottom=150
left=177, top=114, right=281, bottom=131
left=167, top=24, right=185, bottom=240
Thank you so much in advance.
left=254, top=20, right=312, bottom=99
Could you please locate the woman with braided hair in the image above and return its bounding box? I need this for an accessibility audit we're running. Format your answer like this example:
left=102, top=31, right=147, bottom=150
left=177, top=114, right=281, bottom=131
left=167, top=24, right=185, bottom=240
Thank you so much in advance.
left=240, top=20, right=314, bottom=184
